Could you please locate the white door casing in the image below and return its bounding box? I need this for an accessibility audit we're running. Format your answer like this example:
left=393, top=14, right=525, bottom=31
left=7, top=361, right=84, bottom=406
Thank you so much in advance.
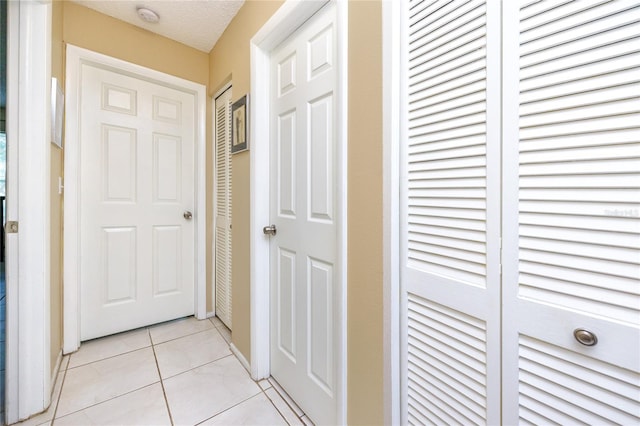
left=79, top=63, right=196, bottom=340
left=398, top=1, right=640, bottom=424
left=5, top=0, right=53, bottom=422
left=268, top=3, right=338, bottom=425
left=65, top=45, right=207, bottom=350
left=214, top=86, right=233, bottom=329
left=249, top=0, right=347, bottom=424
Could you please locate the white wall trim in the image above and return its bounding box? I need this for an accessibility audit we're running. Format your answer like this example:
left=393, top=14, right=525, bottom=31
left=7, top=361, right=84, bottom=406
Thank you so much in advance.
left=63, top=45, right=207, bottom=353
left=249, top=0, right=347, bottom=424
left=230, top=343, right=251, bottom=373
left=5, top=0, right=53, bottom=422
left=382, top=0, right=401, bottom=424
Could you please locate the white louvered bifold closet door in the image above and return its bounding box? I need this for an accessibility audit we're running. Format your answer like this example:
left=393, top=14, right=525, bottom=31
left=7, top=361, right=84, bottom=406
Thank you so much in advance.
left=215, top=88, right=233, bottom=329
left=401, top=0, right=640, bottom=424
left=400, top=1, right=502, bottom=424
left=502, top=1, right=640, bottom=424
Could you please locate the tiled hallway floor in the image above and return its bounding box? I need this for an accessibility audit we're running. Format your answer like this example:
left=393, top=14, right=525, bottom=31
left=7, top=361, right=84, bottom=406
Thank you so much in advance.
left=17, top=316, right=312, bottom=426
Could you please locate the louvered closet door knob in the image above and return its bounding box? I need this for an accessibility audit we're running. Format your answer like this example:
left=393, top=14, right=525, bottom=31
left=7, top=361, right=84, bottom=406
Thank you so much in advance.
left=574, top=329, right=598, bottom=346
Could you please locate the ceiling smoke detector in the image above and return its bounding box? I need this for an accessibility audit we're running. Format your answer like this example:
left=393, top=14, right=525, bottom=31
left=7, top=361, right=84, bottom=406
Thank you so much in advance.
left=136, top=7, right=160, bottom=23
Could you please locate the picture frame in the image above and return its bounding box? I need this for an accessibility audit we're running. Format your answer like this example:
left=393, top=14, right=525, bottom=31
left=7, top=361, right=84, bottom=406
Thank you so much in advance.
left=231, top=94, right=249, bottom=154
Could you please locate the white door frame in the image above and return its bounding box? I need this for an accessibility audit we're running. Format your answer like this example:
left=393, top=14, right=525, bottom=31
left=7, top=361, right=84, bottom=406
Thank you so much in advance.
left=5, top=0, right=52, bottom=422
left=382, top=0, right=401, bottom=425
left=249, top=0, right=347, bottom=423
left=63, top=45, right=207, bottom=353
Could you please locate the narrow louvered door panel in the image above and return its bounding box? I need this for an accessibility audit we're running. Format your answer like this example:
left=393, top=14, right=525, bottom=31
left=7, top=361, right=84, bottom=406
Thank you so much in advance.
left=215, top=88, right=232, bottom=329
left=401, top=1, right=501, bottom=424
left=502, top=1, right=640, bottom=423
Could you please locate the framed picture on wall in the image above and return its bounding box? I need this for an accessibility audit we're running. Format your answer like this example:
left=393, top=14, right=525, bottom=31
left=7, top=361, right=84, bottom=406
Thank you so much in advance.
left=231, top=95, right=249, bottom=154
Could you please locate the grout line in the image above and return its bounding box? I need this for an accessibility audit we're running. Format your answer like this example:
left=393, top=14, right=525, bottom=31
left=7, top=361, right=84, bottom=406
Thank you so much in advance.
left=269, top=377, right=306, bottom=419
left=150, top=328, right=175, bottom=426
left=50, top=358, right=70, bottom=425
left=152, top=325, right=220, bottom=348
left=52, top=382, right=162, bottom=422
left=67, top=344, right=152, bottom=370
left=194, top=391, right=263, bottom=425
left=263, top=388, right=295, bottom=426
left=158, top=353, right=234, bottom=381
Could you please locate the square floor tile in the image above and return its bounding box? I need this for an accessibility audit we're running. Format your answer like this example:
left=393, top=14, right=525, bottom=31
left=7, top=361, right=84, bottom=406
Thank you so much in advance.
left=149, top=316, right=214, bottom=345
left=201, top=393, right=287, bottom=425
left=163, top=355, right=260, bottom=425
left=54, top=383, right=170, bottom=426
left=56, top=347, right=159, bottom=417
left=154, top=329, right=230, bottom=379
left=69, top=328, right=150, bottom=368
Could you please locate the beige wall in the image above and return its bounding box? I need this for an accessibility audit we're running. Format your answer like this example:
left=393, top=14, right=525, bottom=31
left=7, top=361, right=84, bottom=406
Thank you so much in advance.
left=208, top=0, right=284, bottom=363
left=347, top=3, right=384, bottom=423
left=208, top=1, right=385, bottom=424
left=62, top=2, right=208, bottom=86
left=50, top=0, right=64, bottom=377
left=60, top=2, right=214, bottom=312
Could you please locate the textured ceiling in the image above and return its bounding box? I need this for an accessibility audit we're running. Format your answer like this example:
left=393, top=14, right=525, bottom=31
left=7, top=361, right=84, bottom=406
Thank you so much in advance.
left=71, top=0, right=245, bottom=53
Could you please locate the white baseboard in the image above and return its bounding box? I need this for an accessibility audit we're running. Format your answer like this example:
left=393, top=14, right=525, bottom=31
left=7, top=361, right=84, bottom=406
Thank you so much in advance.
left=52, top=349, right=64, bottom=381
left=230, top=343, right=251, bottom=374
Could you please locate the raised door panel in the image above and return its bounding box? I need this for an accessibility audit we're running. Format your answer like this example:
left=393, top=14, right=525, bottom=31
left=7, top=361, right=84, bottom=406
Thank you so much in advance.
left=102, top=125, right=137, bottom=202
left=278, top=111, right=297, bottom=218
left=153, top=134, right=181, bottom=203
left=102, top=227, right=137, bottom=304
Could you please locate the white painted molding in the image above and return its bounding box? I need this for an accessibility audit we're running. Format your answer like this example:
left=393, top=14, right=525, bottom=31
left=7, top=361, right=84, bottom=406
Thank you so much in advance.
left=249, top=1, right=347, bottom=424
left=382, top=0, right=401, bottom=424
left=63, top=45, right=208, bottom=352
left=230, top=343, right=251, bottom=374
left=5, top=0, right=53, bottom=422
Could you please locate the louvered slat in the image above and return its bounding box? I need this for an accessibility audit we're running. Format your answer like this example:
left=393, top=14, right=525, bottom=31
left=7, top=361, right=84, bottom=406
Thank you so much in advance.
left=407, top=0, right=489, bottom=288
left=517, top=0, right=640, bottom=325
left=407, top=294, right=488, bottom=426
left=518, top=337, right=640, bottom=424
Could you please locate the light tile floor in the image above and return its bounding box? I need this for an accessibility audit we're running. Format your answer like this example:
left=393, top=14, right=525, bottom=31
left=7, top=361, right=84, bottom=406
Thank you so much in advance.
left=15, top=316, right=313, bottom=426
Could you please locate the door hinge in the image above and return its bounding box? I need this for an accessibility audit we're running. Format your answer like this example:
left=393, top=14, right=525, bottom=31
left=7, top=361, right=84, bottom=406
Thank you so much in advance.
left=6, top=221, right=18, bottom=233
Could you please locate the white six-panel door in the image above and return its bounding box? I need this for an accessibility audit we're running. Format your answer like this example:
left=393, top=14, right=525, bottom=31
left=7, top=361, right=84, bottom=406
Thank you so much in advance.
left=269, top=3, right=338, bottom=425
left=400, top=0, right=640, bottom=424
left=80, top=62, right=196, bottom=340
